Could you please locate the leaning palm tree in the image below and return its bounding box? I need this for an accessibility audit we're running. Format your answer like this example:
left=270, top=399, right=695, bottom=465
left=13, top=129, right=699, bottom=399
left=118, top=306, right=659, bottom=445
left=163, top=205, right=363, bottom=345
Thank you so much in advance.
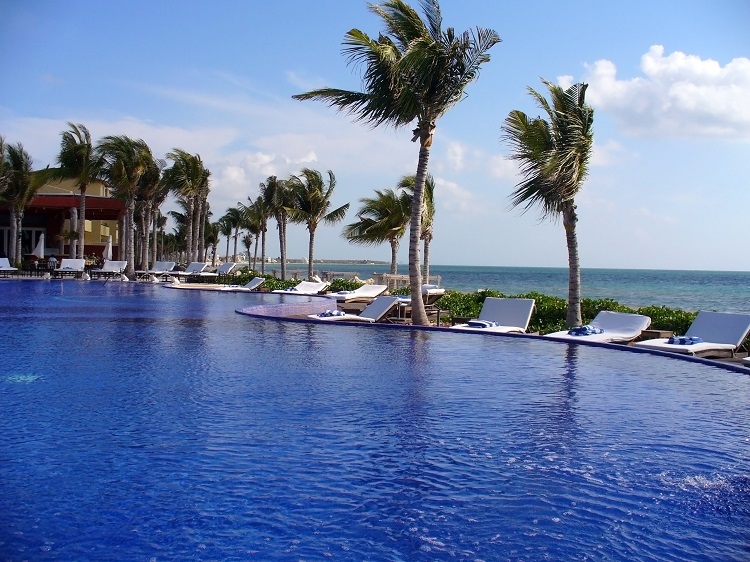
left=293, top=0, right=500, bottom=325
left=502, top=80, right=594, bottom=328
left=287, top=168, right=349, bottom=280
left=53, top=123, right=104, bottom=258
left=96, top=135, right=154, bottom=277
left=398, top=173, right=435, bottom=281
left=343, top=187, right=411, bottom=276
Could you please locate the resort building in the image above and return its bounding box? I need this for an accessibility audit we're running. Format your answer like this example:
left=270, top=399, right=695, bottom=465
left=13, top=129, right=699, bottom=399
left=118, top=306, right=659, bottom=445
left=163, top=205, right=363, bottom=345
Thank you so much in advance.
left=0, top=178, right=125, bottom=261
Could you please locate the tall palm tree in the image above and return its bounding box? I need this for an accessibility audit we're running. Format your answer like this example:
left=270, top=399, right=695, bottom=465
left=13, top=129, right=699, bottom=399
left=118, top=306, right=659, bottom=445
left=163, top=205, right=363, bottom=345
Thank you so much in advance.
left=96, top=135, right=154, bottom=277
left=163, top=149, right=209, bottom=263
left=343, top=187, right=411, bottom=275
left=398, top=173, right=435, bottom=281
left=204, top=220, right=220, bottom=265
left=2, top=142, right=39, bottom=263
left=237, top=197, right=264, bottom=270
left=502, top=80, right=594, bottom=327
left=287, top=168, right=349, bottom=279
left=293, top=0, right=500, bottom=324
left=250, top=195, right=271, bottom=273
left=217, top=215, right=234, bottom=263
left=53, top=123, right=104, bottom=258
left=150, top=181, right=170, bottom=266
left=136, top=157, right=164, bottom=269
left=221, top=206, right=244, bottom=264
left=260, top=175, right=294, bottom=280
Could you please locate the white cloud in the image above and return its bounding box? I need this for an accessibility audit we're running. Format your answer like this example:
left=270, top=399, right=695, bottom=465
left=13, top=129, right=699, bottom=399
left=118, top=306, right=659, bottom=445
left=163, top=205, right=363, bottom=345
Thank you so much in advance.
left=590, top=139, right=627, bottom=167
left=445, top=141, right=466, bottom=172
left=435, top=177, right=483, bottom=216
left=487, top=154, right=518, bottom=180
left=583, top=45, right=750, bottom=139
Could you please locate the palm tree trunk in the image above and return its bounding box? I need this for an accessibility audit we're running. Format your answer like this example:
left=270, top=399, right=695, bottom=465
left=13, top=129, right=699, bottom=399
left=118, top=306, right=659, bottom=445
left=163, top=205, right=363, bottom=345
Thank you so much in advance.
left=232, top=227, right=239, bottom=263
left=8, top=208, right=17, bottom=264
left=260, top=226, right=267, bottom=274
left=278, top=216, right=287, bottom=280
left=14, top=211, right=23, bottom=264
left=408, top=143, right=431, bottom=326
left=423, top=237, right=431, bottom=282
left=78, top=186, right=87, bottom=259
left=307, top=227, right=316, bottom=280
left=185, top=198, right=194, bottom=264
left=563, top=201, right=582, bottom=328
left=151, top=210, right=158, bottom=266
left=389, top=239, right=399, bottom=275
left=196, top=197, right=205, bottom=262
left=140, top=203, right=152, bottom=270
left=253, top=235, right=259, bottom=270
left=126, top=199, right=136, bottom=277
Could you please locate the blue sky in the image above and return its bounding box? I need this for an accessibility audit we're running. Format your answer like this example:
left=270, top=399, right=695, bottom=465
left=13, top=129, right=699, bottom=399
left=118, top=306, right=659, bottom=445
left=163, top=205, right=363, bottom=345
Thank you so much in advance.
left=2, top=0, right=749, bottom=271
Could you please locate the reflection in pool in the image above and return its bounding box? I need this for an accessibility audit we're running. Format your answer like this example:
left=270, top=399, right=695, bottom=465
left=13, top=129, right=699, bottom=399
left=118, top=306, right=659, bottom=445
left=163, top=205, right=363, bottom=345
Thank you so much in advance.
left=1, top=280, right=748, bottom=560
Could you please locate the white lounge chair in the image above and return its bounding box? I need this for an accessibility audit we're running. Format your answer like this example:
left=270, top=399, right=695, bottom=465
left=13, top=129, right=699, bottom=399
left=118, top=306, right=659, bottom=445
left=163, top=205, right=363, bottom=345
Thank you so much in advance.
left=53, top=258, right=86, bottom=278
left=195, top=262, right=237, bottom=280
left=272, top=280, right=330, bottom=295
left=451, top=297, right=535, bottom=333
left=136, top=261, right=176, bottom=281
left=307, top=296, right=400, bottom=323
left=219, top=276, right=266, bottom=292
left=331, top=284, right=388, bottom=302
left=0, top=257, right=18, bottom=277
left=544, top=311, right=652, bottom=343
left=632, top=311, right=750, bottom=358
left=394, top=285, right=447, bottom=320
left=90, top=260, right=128, bottom=279
left=172, top=262, right=208, bottom=279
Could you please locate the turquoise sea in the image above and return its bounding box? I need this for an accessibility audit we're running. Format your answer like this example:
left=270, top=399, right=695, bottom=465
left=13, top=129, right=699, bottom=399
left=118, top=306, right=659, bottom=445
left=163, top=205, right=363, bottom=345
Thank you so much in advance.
left=285, top=263, right=750, bottom=314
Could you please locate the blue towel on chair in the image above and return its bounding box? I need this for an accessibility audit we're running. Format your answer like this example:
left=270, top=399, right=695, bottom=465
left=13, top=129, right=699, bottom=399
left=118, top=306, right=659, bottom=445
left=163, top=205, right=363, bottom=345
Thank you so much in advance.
left=667, top=335, right=703, bottom=345
left=318, top=309, right=345, bottom=317
left=568, top=324, right=605, bottom=336
left=467, top=320, right=499, bottom=329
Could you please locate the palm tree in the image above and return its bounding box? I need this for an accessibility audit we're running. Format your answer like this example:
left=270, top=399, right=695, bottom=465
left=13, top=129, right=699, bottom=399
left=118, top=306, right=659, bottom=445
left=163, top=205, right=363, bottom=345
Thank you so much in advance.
left=217, top=215, right=234, bottom=263
left=1, top=142, right=39, bottom=263
left=343, top=187, right=411, bottom=276
left=398, top=174, right=435, bottom=281
left=260, top=175, right=294, bottom=280
left=293, top=0, right=500, bottom=325
left=502, top=80, right=594, bottom=327
left=163, top=149, right=209, bottom=263
left=96, top=135, right=154, bottom=276
left=237, top=197, right=264, bottom=270
left=287, top=168, right=349, bottom=279
left=136, top=157, right=164, bottom=269
left=204, top=221, right=220, bottom=265
left=221, top=206, right=244, bottom=264
left=53, top=123, right=104, bottom=259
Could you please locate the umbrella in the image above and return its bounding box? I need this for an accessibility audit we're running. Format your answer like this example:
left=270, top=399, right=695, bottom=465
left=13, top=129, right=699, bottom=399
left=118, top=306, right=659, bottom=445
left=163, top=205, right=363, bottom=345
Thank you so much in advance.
left=32, top=233, right=45, bottom=259
left=103, top=235, right=113, bottom=261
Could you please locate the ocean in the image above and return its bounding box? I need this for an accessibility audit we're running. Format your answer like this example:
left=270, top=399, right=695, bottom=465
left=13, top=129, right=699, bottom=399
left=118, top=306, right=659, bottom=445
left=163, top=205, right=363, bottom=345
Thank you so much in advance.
left=280, top=263, right=750, bottom=314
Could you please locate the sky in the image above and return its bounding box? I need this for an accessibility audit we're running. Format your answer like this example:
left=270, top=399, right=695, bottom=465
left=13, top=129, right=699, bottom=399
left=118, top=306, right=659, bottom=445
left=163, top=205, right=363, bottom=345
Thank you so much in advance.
left=2, top=0, right=749, bottom=271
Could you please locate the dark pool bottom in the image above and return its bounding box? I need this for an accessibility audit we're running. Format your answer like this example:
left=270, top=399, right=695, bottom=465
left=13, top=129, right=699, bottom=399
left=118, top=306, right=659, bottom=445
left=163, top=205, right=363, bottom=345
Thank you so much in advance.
left=1, top=280, right=748, bottom=561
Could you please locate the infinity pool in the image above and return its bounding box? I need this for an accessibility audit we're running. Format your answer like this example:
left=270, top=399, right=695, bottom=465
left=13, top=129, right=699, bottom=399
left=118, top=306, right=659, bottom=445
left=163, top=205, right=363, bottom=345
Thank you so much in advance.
left=1, top=280, right=748, bottom=560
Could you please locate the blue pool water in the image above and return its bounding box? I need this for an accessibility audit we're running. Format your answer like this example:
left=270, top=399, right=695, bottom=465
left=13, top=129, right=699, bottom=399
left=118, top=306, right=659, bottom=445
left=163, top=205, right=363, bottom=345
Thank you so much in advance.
left=1, top=280, right=749, bottom=561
